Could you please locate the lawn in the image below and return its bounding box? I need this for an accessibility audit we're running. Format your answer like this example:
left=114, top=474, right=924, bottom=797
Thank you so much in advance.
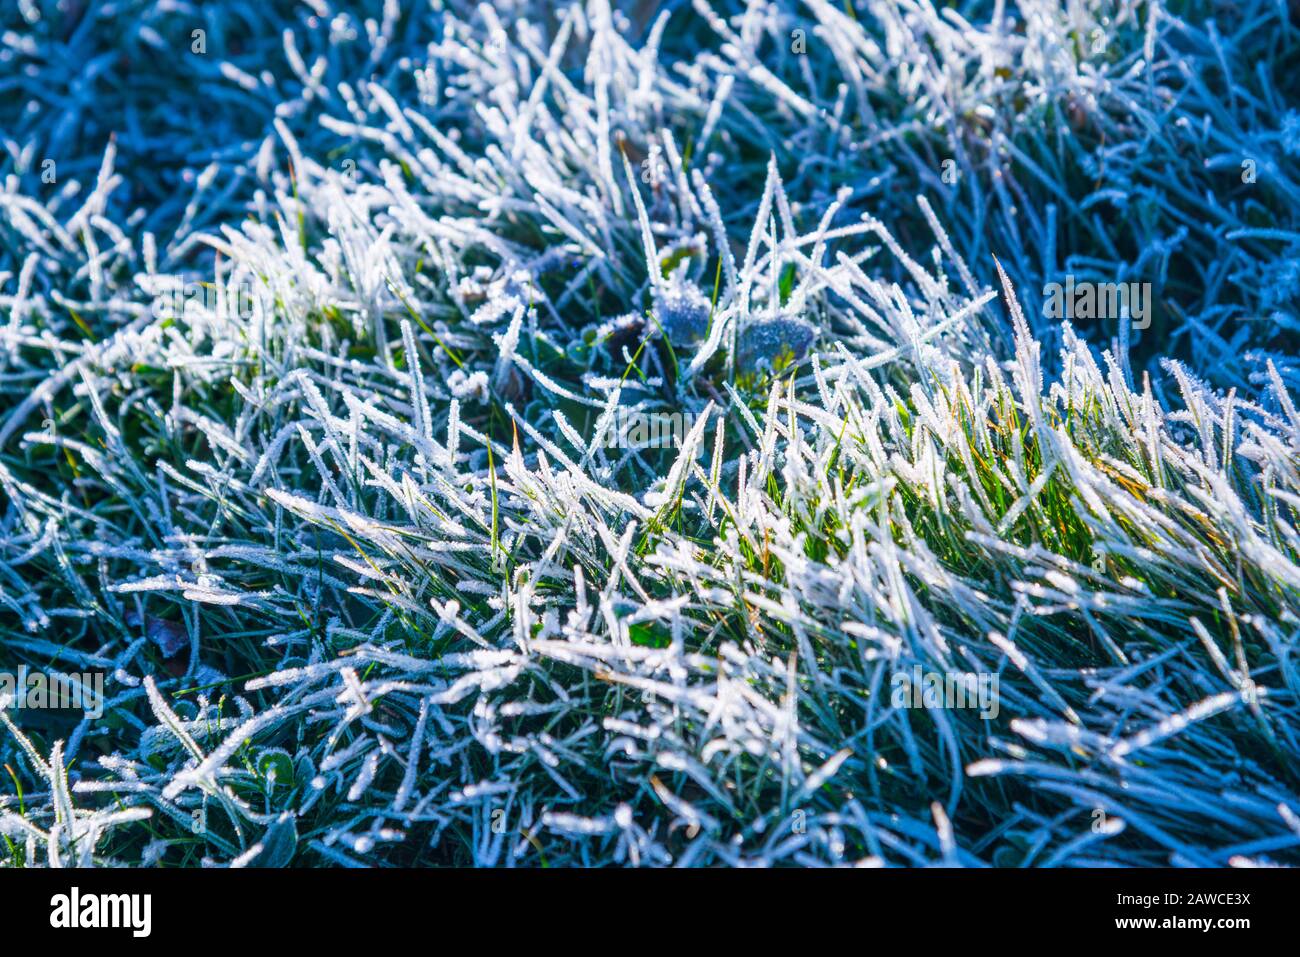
left=0, top=0, right=1298, bottom=867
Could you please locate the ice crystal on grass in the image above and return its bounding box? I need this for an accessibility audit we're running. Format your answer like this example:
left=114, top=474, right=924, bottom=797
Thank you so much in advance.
left=736, top=315, right=816, bottom=375
left=0, top=0, right=1298, bottom=868
left=653, top=271, right=713, bottom=348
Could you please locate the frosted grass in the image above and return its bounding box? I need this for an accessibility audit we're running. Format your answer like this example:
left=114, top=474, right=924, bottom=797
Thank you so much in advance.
left=0, top=0, right=1297, bottom=867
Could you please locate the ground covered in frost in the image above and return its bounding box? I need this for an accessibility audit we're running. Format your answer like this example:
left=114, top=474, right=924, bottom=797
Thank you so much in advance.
left=2, top=0, right=1300, bottom=867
